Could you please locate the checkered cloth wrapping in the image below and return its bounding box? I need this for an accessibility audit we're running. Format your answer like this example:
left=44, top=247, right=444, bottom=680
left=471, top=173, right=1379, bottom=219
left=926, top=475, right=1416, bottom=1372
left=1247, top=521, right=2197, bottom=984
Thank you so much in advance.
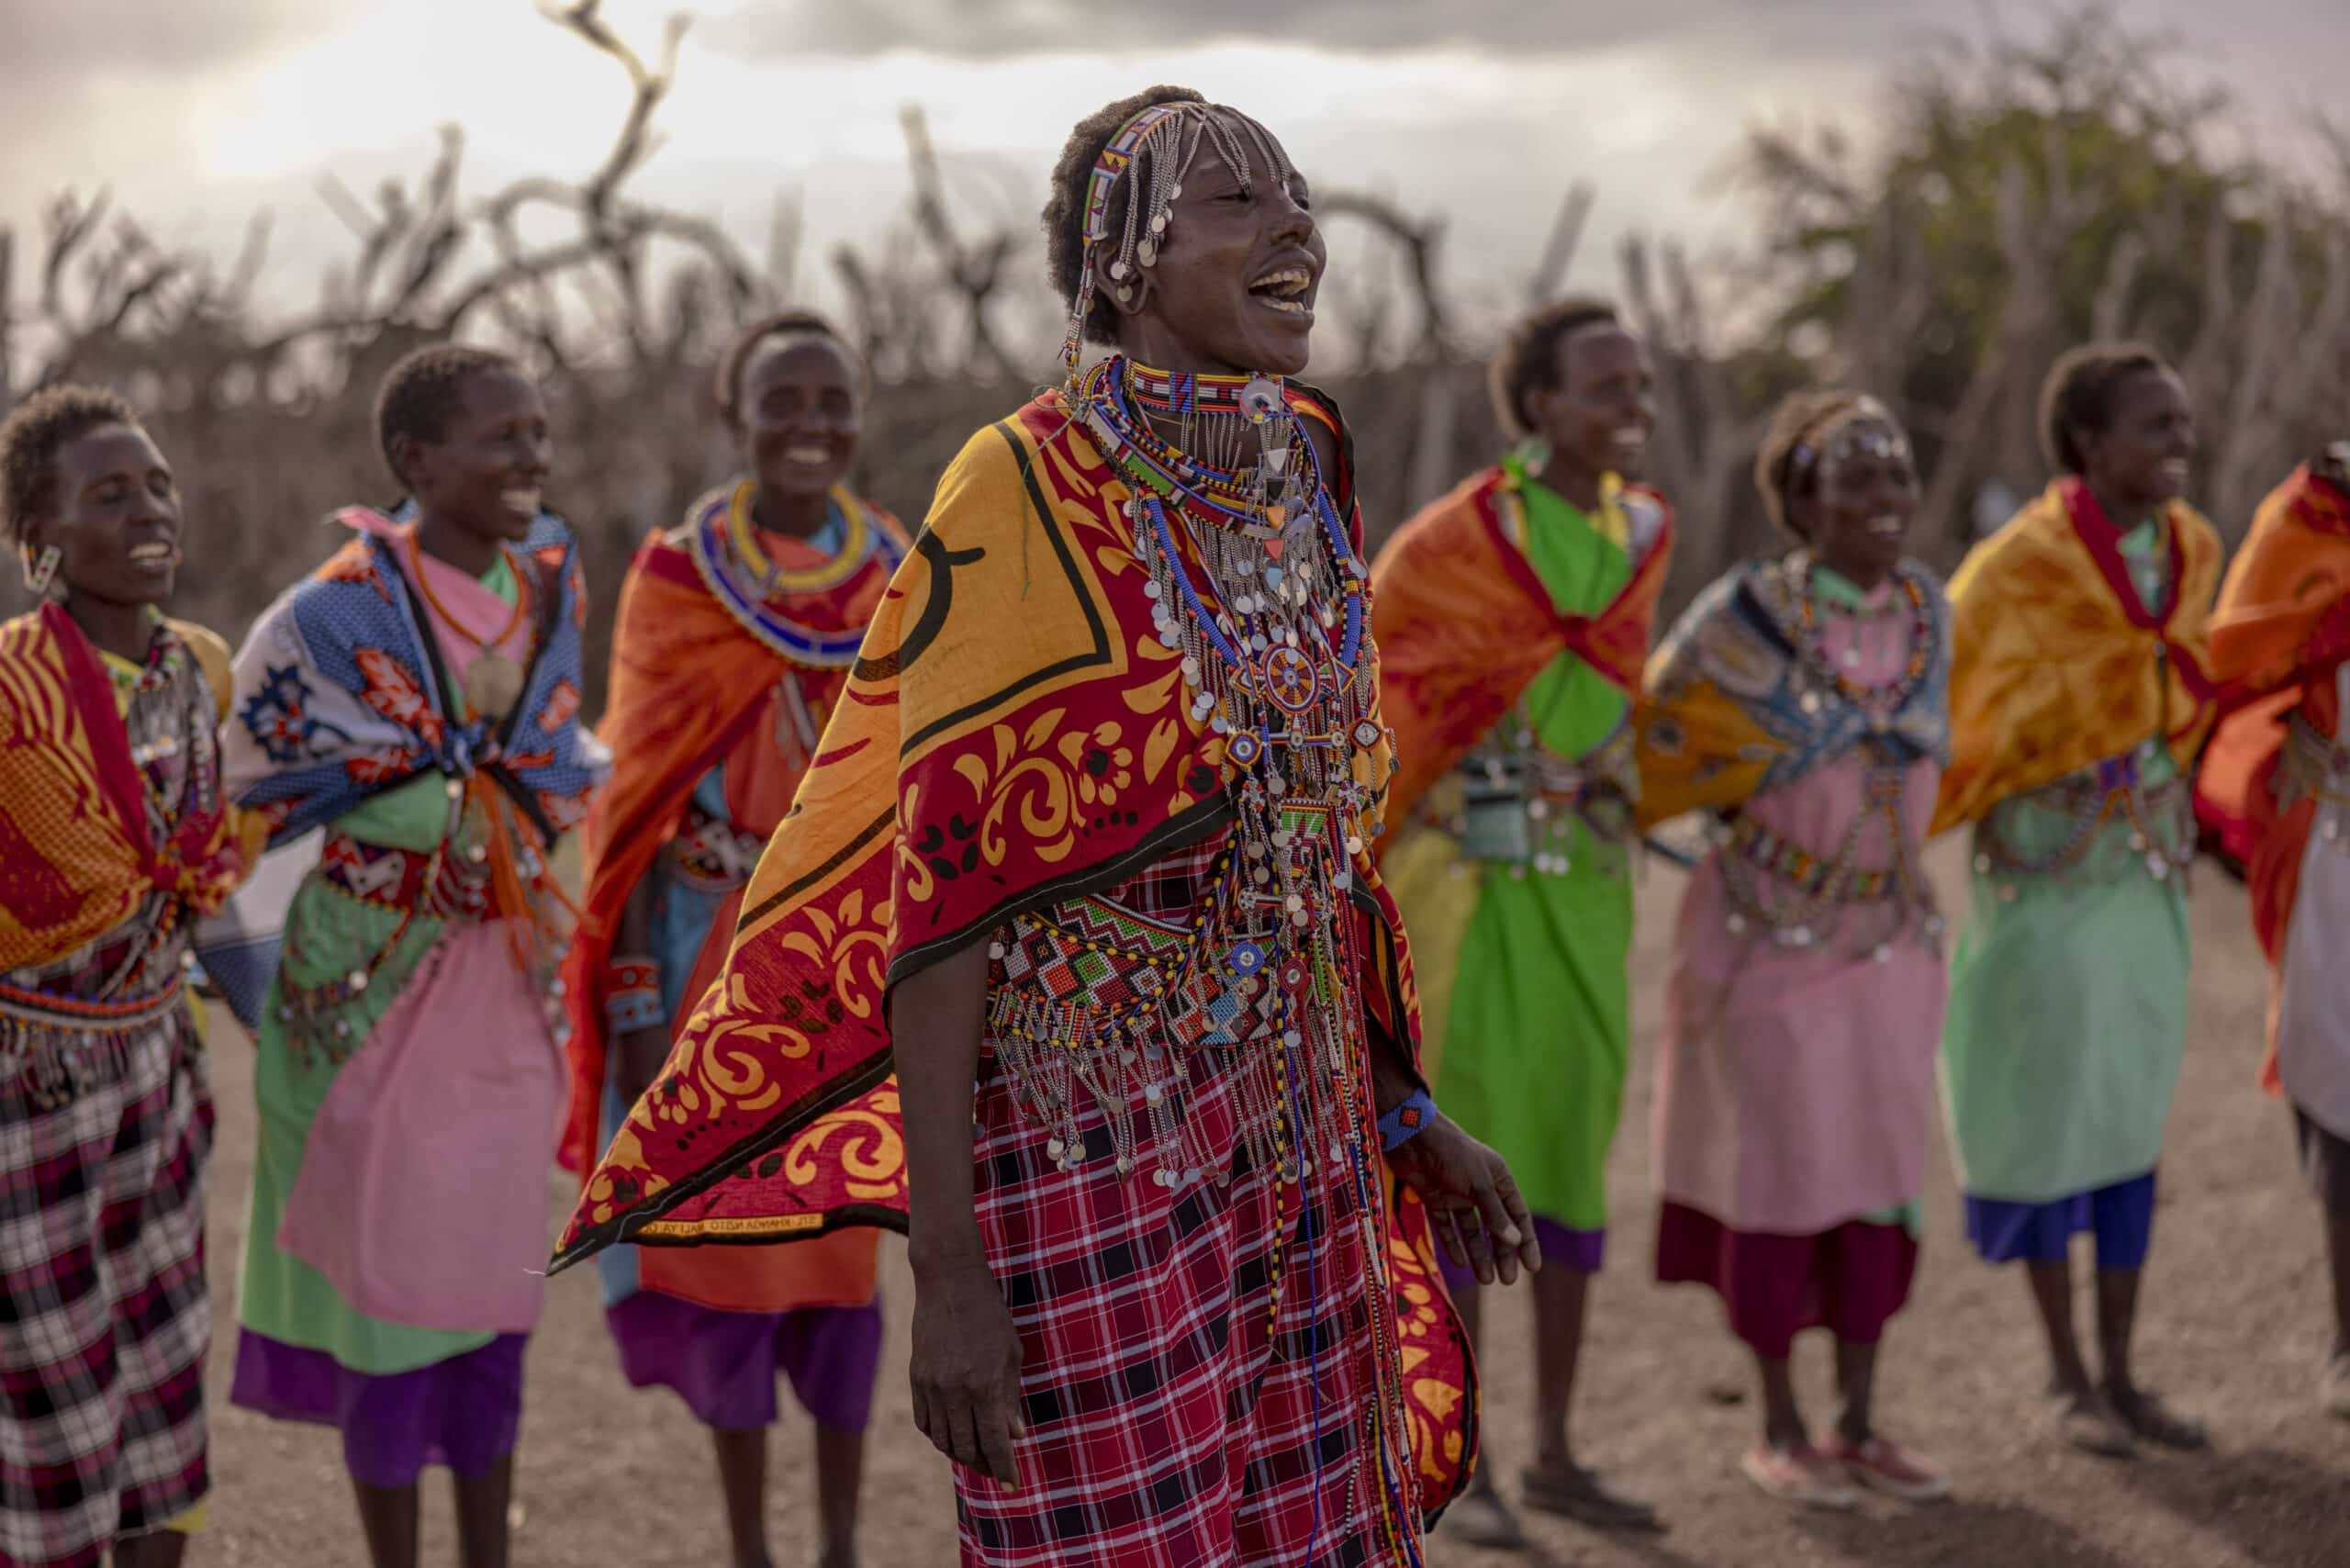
left=956, top=833, right=1416, bottom=1566
left=0, top=943, right=213, bottom=1568
left=0, top=637, right=218, bottom=1566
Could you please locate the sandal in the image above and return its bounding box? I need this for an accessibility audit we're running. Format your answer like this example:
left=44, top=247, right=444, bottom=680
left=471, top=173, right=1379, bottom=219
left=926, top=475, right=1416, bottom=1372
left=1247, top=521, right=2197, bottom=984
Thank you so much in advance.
left=2052, top=1392, right=2135, bottom=1458
left=1741, top=1439, right=1857, bottom=1510
left=2107, top=1386, right=2208, bottom=1450
left=1818, top=1431, right=1951, bottom=1504
left=1438, top=1485, right=1527, bottom=1550
left=1519, top=1462, right=1664, bottom=1532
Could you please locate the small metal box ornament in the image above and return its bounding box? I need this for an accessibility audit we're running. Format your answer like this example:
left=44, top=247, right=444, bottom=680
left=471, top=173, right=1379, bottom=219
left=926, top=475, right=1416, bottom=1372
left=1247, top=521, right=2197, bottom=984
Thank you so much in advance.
left=1459, top=755, right=1532, bottom=863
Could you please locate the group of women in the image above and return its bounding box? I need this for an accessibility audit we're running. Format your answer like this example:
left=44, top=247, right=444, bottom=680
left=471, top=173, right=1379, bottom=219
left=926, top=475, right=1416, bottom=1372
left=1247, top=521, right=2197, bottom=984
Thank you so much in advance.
left=0, top=82, right=2344, bottom=1568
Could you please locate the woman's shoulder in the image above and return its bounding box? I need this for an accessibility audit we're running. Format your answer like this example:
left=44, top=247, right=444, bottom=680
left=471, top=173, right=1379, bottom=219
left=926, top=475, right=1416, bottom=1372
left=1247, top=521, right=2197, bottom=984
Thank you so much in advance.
left=165, top=620, right=236, bottom=720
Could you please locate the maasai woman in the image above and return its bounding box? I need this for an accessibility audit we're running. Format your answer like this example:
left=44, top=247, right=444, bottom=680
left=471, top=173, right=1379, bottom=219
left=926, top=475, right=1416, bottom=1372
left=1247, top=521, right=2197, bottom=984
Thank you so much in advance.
left=1637, top=391, right=1951, bottom=1508
left=2195, top=442, right=2350, bottom=1418
left=551, top=86, right=1540, bottom=1566
left=1371, top=297, right=1669, bottom=1545
left=1938, top=342, right=2218, bottom=1456
left=561, top=311, right=904, bottom=1568
left=221, top=345, right=609, bottom=1568
left=0, top=386, right=259, bottom=1568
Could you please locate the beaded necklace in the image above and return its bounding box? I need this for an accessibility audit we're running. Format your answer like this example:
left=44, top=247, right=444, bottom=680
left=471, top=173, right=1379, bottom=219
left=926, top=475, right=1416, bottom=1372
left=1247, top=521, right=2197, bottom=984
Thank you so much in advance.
left=1719, top=562, right=1944, bottom=958
left=991, top=356, right=1395, bottom=1202
left=1792, top=560, right=1934, bottom=725
left=686, top=481, right=905, bottom=668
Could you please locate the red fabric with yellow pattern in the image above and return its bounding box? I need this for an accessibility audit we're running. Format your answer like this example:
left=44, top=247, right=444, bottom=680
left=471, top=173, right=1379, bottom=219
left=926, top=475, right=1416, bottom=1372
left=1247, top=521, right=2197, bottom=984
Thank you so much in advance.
left=551, top=391, right=1474, bottom=1518
left=2194, top=463, right=2350, bottom=1091
left=0, top=604, right=261, bottom=970
left=1371, top=466, right=1672, bottom=831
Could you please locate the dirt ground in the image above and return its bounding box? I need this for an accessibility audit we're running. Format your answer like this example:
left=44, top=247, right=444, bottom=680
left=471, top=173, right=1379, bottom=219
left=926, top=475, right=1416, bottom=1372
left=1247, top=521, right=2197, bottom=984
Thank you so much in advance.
left=192, top=840, right=2350, bottom=1566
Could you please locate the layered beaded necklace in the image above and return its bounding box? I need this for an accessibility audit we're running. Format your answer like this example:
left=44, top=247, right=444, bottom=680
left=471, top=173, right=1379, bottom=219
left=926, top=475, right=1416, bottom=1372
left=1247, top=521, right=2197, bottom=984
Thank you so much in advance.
left=1076, top=355, right=1384, bottom=838
left=990, top=355, right=1395, bottom=1193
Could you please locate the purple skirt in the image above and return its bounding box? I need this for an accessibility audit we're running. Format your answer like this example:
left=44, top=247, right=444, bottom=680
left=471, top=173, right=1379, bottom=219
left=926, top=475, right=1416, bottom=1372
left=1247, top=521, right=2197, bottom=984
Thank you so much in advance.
left=229, top=1329, right=526, bottom=1489
left=606, top=1291, right=882, bottom=1432
left=1436, top=1213, right=1604, bottom=1293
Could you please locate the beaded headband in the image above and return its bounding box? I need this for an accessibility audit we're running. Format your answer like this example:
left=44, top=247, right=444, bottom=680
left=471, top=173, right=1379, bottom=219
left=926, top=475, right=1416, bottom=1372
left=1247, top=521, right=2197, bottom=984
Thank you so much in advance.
left=1788, top=397, right=1909, bottom=481
left=1059, top=98, right=1295, bottom=388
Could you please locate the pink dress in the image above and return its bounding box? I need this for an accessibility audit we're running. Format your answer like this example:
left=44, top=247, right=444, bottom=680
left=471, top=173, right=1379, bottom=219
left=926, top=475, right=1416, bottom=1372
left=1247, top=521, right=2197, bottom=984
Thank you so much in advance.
left=1651, top=577, right=1948, bottom=1358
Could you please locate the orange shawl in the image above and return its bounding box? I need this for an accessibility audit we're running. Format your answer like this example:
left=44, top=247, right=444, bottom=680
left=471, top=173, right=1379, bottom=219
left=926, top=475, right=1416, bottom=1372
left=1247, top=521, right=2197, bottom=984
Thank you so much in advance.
left=1371, top=465, right=1672, bottom=831
left=0, top=605, right=260, bottom=971
left=1933, top=477, right=2222, bottom=835
left=2193, top=463, right=2350, bottom=1088
left=559, top=498, right=905, bottom=1308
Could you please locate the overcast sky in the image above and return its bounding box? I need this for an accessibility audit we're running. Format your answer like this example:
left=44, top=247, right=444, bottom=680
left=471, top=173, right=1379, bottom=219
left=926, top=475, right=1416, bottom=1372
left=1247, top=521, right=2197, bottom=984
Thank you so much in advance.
left=3, top=0, right=2342, bottom=356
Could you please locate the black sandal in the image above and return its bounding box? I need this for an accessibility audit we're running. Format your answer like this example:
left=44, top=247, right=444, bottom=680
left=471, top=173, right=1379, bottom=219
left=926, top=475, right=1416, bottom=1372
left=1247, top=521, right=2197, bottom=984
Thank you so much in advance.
left=1519, top=1463, right=1664, bottom=1532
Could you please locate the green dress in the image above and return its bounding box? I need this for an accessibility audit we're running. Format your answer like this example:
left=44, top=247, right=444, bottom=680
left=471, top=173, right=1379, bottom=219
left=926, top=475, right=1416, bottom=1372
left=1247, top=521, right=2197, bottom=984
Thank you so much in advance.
left=1422, top=457, right=1639, bottom=1249
left=1941, top=521, right=2192, bottom=1204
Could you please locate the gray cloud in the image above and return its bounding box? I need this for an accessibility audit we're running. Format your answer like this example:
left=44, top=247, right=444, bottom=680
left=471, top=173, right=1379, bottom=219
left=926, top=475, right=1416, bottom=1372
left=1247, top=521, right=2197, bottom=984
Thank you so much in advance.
left=6, top=0, right=335, bottom=82
left=699, top=0, right=1925, bottom=63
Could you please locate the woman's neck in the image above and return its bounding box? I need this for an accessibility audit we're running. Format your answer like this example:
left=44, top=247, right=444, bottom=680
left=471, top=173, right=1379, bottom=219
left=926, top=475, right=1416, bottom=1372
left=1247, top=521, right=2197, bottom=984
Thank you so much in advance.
left=1813, top=554, right=1891, bottom=594
left=749, top=482, right=833, bottom=543
left=68, top=595, right=156, bottom=665
left=2086, top=480, right=2156, bottom=532
left=411, top=511, right=501, bottom=577
left=1534, top=454, right=1604, bottom=515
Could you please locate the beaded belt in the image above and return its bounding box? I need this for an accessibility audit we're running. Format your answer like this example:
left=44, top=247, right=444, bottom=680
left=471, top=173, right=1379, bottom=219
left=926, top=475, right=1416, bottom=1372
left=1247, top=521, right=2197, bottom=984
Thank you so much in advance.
left=667, top=805, right=768, bottom=893
left=1974, top=756, right=2193, bottom=886
left=319, top=833, right=492, bottom=922
left=1725, top=814, right=1900, bottom=902
left=0, top=975, right=187, bottom=1109
left=0, top=973, right=185, bottom=1033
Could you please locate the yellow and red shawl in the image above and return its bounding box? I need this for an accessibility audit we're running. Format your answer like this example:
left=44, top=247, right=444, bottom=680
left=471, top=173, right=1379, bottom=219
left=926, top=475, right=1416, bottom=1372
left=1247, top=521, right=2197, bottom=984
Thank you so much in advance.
left=1932, top=477, right=2222, bottom=835
left=1371, top=465, right=1672, bottom=830
left=0, top=604, right=262, bottom=971
left=558, top=497, right=906, bottom=1311
left=2194, top=462, right=2350, bottom=1088
left=552, top=391, right=1476, bottom=1513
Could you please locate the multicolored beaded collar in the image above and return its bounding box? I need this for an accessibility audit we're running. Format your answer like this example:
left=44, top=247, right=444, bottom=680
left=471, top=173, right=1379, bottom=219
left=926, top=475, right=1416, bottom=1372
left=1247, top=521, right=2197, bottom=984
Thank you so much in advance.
left=686, top=481, right=906, bottom=667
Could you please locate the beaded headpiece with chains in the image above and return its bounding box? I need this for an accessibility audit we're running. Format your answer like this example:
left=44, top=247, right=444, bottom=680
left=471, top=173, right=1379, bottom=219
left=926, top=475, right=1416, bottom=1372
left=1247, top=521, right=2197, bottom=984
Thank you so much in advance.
left=1059, top=99, right=1298, bottom=389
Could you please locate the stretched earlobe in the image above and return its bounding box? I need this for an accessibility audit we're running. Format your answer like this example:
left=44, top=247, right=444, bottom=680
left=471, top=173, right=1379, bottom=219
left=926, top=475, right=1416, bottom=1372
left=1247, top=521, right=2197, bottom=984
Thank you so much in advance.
left=1096, top=251, right=1151, bottom=319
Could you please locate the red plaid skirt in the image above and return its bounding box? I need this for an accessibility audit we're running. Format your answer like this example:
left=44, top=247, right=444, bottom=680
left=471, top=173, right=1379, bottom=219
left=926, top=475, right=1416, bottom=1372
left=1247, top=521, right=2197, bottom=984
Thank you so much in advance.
left=959, top=832, right=1422, bottom=1565
left=0, top=991, right=211, bottom=1567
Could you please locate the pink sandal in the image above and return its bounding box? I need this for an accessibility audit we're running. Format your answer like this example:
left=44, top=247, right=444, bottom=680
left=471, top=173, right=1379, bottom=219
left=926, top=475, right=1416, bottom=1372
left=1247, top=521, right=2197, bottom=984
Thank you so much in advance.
left=1818, top=1431, right=1950, bottom=1503
left=1740, top=1439, right=1857, bottom=1510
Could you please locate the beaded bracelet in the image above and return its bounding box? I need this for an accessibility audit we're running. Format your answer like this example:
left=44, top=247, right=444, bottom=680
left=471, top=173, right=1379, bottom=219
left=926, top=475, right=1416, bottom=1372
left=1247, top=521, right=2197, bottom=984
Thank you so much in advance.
left=605, top=987, right=665, bottom=1034
left=1378, top=1087, right=1438, bottom=1153
left=607, top=956, right=659, bottom=993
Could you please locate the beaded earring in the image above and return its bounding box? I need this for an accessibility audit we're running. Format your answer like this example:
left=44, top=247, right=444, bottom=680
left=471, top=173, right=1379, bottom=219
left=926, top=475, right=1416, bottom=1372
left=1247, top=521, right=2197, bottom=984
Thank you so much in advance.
left=19, top=543, right=61, bottom=601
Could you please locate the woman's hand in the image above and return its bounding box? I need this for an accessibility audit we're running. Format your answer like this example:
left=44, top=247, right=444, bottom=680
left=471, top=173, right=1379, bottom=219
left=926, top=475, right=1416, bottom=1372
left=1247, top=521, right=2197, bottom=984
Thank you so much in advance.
left=1389, top=1114, right=1542, bottom=1285
left=909, top=1249, right=1025, bottom=1486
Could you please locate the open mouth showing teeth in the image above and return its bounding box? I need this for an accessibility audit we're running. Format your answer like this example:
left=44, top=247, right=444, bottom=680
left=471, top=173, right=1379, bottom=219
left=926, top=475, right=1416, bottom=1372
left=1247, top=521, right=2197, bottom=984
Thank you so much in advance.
left=1866, top=514, right=1907, bottom=537
left=1248, top=266, right=1315, bottom=315
left=784, top=444, right=833, bottom=465
left=1611, top=428, right=1648, bottom=448
left=501, top=487, right=543, bottom=514
left=2159, top=459, right=2190, bottom=483
left=128, top=541, right=175, bottom=564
